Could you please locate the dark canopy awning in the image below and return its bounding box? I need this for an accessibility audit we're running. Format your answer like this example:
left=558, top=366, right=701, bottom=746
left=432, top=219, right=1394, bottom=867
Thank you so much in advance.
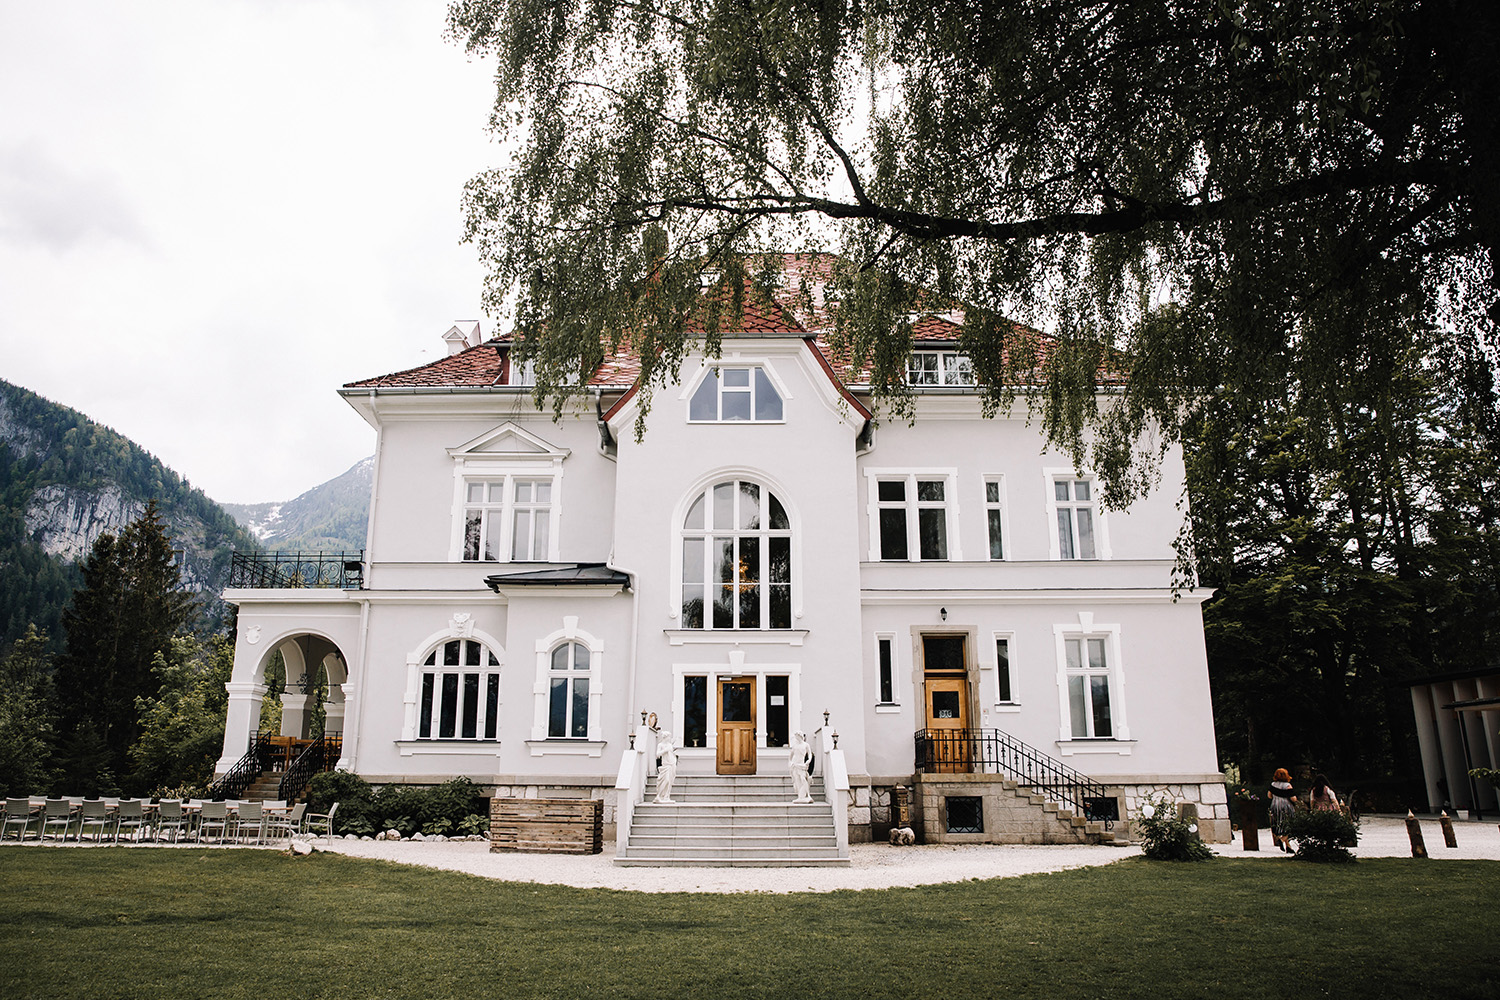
left=484, top=563, right=631, bottom=591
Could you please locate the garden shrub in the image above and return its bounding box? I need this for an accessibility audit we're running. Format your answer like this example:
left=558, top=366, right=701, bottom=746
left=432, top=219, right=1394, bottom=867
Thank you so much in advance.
left=1286, top=809, right=1359, bottom=862
left=305, top=770, right=375, bottom=834
left=303, top=772, right=487, bottom=837
left=458, top=812, right=490, bottom=837
left=1136, top=794, right=1213, bottom=862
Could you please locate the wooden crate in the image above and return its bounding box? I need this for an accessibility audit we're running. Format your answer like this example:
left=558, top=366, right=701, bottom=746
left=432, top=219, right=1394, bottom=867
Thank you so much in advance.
left=489, top=797, right=603, bottom=855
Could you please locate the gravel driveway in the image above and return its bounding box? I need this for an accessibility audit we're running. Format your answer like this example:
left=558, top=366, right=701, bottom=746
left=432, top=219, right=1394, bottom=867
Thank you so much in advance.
left=315, top=814, right=1499, bottom=894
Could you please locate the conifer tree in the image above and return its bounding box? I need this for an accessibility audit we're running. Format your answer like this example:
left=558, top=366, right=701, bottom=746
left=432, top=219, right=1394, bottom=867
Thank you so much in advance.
left=55, top=501, right=197, bottom=789
left=0, top=624, right=59, bottom=796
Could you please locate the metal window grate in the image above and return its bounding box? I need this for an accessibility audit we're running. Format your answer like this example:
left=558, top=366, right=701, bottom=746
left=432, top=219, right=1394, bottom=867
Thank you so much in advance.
left=946, top=796, right=983, bottom=834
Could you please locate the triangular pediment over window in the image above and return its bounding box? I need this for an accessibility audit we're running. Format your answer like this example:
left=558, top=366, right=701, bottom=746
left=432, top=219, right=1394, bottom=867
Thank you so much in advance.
left=447, top=422, right=571, bottom=461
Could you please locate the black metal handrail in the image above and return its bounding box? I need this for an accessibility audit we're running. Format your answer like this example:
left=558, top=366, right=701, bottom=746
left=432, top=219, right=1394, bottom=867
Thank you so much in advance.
left=229, top=551, right=365, bottom=589
left=208, top=733, right=274, bottom=800
left=278, top=735, right=343, bottom=803
left=914, top=728, right=1116, bottom=825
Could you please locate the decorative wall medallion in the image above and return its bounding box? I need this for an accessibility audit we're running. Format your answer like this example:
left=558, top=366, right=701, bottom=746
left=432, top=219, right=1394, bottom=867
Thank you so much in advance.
left=450, top=612, right=474, bottom=637
left=244, top=625, right=262, bottom=645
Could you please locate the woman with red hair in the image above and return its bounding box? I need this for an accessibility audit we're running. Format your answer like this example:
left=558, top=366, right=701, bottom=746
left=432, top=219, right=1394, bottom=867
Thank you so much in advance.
left=1268, top=768, right=1298, bottom=852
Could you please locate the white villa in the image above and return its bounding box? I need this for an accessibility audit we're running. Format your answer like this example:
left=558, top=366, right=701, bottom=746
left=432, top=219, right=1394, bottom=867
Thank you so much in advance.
left=216, top=261, right=1228, bottom=862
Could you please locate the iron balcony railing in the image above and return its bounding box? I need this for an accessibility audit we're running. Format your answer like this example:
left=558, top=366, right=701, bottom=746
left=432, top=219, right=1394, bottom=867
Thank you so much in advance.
left=208, top=732, right=274, bottom=800
left=278, top=735, right=343, bottom=803
left=229, top=551, right=365, bottom=589
left=914, top=728, right=1118, bottom=826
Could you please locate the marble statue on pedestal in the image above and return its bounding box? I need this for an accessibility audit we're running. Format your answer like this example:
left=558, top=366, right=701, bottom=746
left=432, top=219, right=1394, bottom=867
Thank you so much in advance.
left=789, top=731, right=813, bottom=803
left=654, top=729, right=680, bottom=803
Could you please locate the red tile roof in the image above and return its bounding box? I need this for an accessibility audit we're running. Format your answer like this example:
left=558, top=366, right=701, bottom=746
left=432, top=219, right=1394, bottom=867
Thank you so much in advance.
left=343, top=257, right=1119, bottom=396
left=344, top=342, right=506, bottom=389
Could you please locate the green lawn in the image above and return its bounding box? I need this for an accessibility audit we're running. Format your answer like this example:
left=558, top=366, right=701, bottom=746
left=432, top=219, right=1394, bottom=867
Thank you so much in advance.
left=0, top=850, right=1495, bottom=999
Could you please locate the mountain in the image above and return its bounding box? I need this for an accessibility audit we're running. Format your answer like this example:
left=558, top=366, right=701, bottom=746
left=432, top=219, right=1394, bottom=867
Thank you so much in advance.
left=221, top=457, right=371, bottom=553
left=0, top=377, right=261, bottom=651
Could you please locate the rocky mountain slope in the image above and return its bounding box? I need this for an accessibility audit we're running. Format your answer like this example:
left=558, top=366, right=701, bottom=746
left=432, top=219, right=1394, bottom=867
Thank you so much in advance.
left=0, top=378, right=260, bottom=650
left=221, top=456, right=371, bottom=552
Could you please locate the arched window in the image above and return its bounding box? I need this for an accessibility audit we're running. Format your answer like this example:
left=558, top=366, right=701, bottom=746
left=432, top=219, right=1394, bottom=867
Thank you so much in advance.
left=680, top=480, right=792, bottom=629
left=548, top=641, right=591, bottom=738
left=418, top=639, right=501, bottom=740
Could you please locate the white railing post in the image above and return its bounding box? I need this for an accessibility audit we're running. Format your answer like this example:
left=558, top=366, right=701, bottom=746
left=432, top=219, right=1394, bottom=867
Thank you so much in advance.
left=613, top=723, right=655, bottom=855
left=818, top=724, right=851, bottom=858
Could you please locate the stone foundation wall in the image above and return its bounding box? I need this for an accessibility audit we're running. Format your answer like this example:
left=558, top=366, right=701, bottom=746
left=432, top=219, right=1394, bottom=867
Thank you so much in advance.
left=1110, top=782, right=1230, bottom=843
left=844, top=778, right=1230, bottom=845
left=910, top=773, right=1105, bottom=844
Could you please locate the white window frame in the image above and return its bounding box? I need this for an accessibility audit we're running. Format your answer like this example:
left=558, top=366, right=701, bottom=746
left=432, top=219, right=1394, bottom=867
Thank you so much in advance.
left=459, top=476, right=556, bottom=562
left=907, top=350, right=975, bottom=386
left=446, top=423, right=568, bottom=563
left=678, top=478, right=794, bottom=630
left=1052, top=618, right=1130, bottom=748
left=399, top=619, right=505, bottom=746
left=668, top=470, right=803, bottom=629
left=686, top=364, right=787, bottom=423
left=669, top=657, right=803, bottom=756
left=983, top=475, right=1010, bottom=561
left=990, top=630, right=1019, bottom=712
left=545, top=640, right=592, bottom=740
left=1043, top=468, right=1111, bottom=561
left=530, top=616, right=604, bottom=745
left=874, top=631, right=901, bottom=711
left=864, top=469, right=962, bottom=562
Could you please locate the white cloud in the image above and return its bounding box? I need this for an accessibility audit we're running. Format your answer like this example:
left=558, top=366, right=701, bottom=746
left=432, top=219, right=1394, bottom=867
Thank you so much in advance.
left=0, top=0, right=500, bottom=502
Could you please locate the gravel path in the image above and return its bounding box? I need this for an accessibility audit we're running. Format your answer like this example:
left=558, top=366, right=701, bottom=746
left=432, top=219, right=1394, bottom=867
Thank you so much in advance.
left=314, top=815, right=1500, bottom=894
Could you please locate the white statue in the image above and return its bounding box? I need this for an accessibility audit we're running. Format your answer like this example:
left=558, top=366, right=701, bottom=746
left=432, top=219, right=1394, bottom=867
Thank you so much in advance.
left=789, top=731, right=813, bottom=803
left=654, top=729, right=679, bottom=803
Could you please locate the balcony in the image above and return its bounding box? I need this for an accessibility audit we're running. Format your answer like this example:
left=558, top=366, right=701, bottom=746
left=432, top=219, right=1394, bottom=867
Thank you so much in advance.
left=229, top=551, right=365, bottom=590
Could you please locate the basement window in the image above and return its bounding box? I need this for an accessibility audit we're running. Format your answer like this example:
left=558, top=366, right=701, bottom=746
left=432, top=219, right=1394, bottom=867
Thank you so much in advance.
left=946, top=796, right=983, bottom=834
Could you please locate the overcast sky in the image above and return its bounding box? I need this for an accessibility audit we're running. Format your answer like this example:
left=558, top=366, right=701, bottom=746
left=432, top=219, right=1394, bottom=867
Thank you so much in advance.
left=0, top=1, right=501, bottom=502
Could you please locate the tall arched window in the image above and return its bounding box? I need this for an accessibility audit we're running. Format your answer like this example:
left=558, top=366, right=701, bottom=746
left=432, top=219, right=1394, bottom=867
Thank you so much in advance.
left=681, top=480, right=792, bottom=629
left=548, top=641, right=591, bottom=738
left=418, top=639, right=501, bottom=740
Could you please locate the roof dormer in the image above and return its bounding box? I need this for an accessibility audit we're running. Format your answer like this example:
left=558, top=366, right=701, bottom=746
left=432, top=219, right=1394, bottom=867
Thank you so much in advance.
left=442, top=321, right=483, bottom=356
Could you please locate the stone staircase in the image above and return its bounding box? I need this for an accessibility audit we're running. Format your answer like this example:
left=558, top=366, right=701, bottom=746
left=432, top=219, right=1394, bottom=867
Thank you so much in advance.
left=241, top=771, right=285, bottom=802
left=1001, top=780, right=1121, bottom=844
left=913, top=774, right=1121, bottom=845
left=615, top=774, right=849, bottom=867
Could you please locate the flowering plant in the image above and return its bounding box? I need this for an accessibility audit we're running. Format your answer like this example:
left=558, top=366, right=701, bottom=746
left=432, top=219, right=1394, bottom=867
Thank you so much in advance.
left=1136, top=793, right=1213, bottom=862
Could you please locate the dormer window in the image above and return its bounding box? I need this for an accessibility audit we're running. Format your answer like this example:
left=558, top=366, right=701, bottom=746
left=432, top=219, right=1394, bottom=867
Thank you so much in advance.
left=908, top=351, right=974, bottom=386
left=690, top=366, right=783, bottom=421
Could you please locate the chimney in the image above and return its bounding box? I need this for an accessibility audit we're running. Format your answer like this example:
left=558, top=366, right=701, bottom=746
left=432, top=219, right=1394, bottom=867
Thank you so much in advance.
left=441, top=321, right=483, bottom=356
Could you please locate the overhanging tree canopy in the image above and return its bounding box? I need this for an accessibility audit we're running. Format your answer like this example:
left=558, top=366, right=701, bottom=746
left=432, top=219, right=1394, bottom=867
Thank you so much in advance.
left=448, top=0, right=1498, bottom=500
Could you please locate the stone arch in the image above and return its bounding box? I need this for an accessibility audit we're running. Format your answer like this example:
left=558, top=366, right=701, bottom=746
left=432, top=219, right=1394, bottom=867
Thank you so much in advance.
left=216, top=628, right=354, bottom=775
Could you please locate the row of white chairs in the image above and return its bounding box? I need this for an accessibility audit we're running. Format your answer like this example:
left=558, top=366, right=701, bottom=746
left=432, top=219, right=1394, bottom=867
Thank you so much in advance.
left=1, top=797, right=338, bottom=845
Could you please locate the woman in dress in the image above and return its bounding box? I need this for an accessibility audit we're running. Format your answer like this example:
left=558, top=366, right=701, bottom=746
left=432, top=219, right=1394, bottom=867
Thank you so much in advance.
left=1308, top=773, right=1340, bottom=813
left=1268, top=767, right=1298, bottom=852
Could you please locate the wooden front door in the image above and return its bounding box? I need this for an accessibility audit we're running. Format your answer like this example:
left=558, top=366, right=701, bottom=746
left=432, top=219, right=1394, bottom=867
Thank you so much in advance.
left=923, top=632, right=971, bottom=772
left=717, top=676, right=757, bottom=774
left=924, top=675, right=972, bottom=772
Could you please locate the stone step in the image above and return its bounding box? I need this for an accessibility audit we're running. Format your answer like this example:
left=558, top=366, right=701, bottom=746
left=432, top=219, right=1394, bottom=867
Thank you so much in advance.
left=648, top=779, right=828, bottom=785
left=621, top=773, right=844, bottom=867
left=618, top=851, right=852, bottom=863
left=629, top=834, right=839, bottom=849
left=609, top=863, right=852, bottom=869
left=634, top=804, right=827, bottom=814
left=639, top=797, right=828, bottom=803
left=630, top=820, right=833, bottom=834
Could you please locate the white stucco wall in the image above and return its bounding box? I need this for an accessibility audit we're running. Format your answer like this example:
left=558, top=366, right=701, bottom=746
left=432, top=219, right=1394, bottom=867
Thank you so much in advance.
left=225, top=337, right=1221, bottom=810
